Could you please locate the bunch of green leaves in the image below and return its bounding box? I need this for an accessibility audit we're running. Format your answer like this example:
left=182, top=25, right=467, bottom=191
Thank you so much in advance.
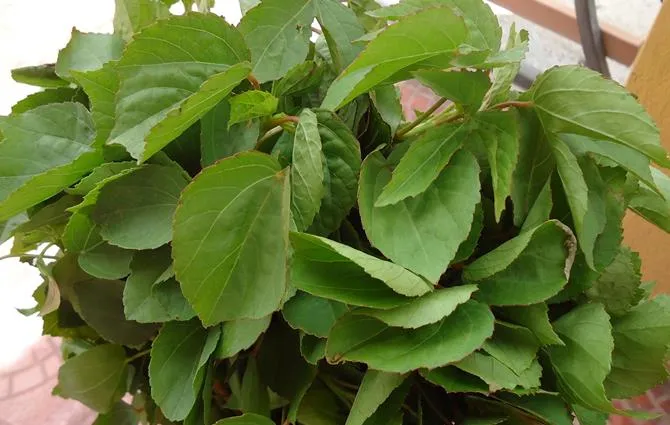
left=2, top=0, right=670, bottom=424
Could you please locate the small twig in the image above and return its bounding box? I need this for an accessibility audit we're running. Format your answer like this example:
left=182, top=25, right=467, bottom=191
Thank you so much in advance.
left=255, top=126, right=284, bottom=151
left=247, top=74, right=261, bottom=90
left=268, top=115, right=300, bottom=128
left=396, top=98, right=448, bottom=139
left=126, top=349, right=151, bottom=363
left=0, top=253, right=60, bottom=262
left=311, top=26, right=322, bottom=35
left=491, top=100, right=533, bottom=110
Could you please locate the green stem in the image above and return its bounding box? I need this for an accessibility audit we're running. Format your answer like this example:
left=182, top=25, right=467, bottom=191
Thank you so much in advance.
left=126, top=349, right=151, bottom=363
left=255, top=125, right=284, bottom=152
left=396, top=98, right=448, bottom=139
left=491, top=100, right=533, bottom=110
left=0, top=253, right=60, bottom=262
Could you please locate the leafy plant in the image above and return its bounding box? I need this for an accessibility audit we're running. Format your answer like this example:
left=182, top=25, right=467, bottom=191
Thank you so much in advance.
left=2, top=0, right=670, bottom=424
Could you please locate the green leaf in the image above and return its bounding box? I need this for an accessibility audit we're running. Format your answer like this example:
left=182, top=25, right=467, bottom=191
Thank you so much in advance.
left=370, top=85, right=403, bottom=135
left=421, top=366, right=489, bottom=394
left=200, top=100, right=260, bottom=167
left=368, top=0, right=502, bottom=53
left=216, top=315, right=271, bottom=359
left=307, top=110, right=361, bottom=235
left=497, top=393, right=573, bottom=425
left=482, top=322, right=541, bottom=375
left=283, top=291, right=348, bottom=337
left=124, top=246, right=195, bottom=323
left=113, top=0, right=170, bottom=41
left=11, top=87, right=86, bottom=114
left=482, top=24, right=529, bottom=108
left=67, top=162, right=137, bottom=196
left=321, top=7, right=468, bottom=110
left=629, top=168, right=670, bottom=231
left=358, top=379, right=410, bottom=425
left=300, top=334, right=327, bottom=364
left=374, top=123, right=466, bottom=206
left=67, top=278, right=158, bottom=347
left=57, top=344, right=128, bottom=413
left=325, top=300, right=494, bottom=373
left=213, top=413, right=277, bottom=425
left=572, top=405, right=608, bottom=425
left=356, top=285, right=477, bottom=329
left=229, top=91, right=279, bottom=127
left=413, top=70, right=491, bottom=114
left=453, top=203, right=483, bottom=264
left=530, top=65, right=670, bottom=167
left=71, top=62, right=119, bottom=145
left=521, top=177, right=552, bottom=232
left=291, top=109, right=325, bottom=231
left=0, top=103, right=103, bottom=220
left=257, top=319, right=317, bottom=400
left=149, top=320, right=220, bottom=421
left=238, top=0, right=315, bottom=83
left=471, top=111, right=519, bottom=221
left=55, top=30, right=123, bottom=80
left=240, top=357, right=270, bottom=415
left=91, top=165, right=189, bottom=249
left=92, top=401, right=138, bottom=425
left=464, top=220, right=576, bottom=305
left=291, top=232, right=432, bottom=296
left=360, top=149, right=480, bottom=282
left=315, top=0, right=365, bottom=71
left=587, top=247, right=643, bottom=317
left=346, top=370, right=406, bottom=425
left=173, top=152, right=289, bottom=325
left=78, top=243, right=134, bottom=280
left=109, top=13, right=250, bottom=161
left=498, top=304, right=563, bottom=346
left=11, top=64, right=69, bottom=88
left=272, top=61, right=324, bottom=97
left=240, top=0, right=261, bottom=15
left=511, top=109, right=555, bottom=226
left=545, top=303, right=615, bottom=412
left=290, top=236, right=415, bottom=309
left=454, top=352, right=541, bottom=391
left=605, top=295, right=670, bottom=399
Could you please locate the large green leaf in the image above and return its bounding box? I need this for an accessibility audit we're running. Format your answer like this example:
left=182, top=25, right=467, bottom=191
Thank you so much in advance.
left=471, top=111, right=519, bottom=221
left=113, top=0, right=170, bottom=41
left=240, top=357, right=270, bottom=416
left=92, top=401, right=138, bottom=425
left=92, top=165, right=189, bottom=249
left=291, top=232, right=432, bottom=296
left=77, top=243, right=134, bottom=280
left=149, top=320, right=220, bottom=421
left=229, top=90, right=279, bottom=126
left=216, top=315, right=271, bottom=359
left=586, top=247, right=643, bottom=317
left=291, top=109, right=325, bottom=231
left=545, top=303, right=615, bottom=412
left=123, top=246, right=195, bottom=323
left=482, top=322, right=541, bottom=375
left=307, top=110, right=361, bottom=235
left=360, top=149, right=480, bottom=282
left=370, top=85, right=403, bottom=135
left=454, top=352, right=541, bottom=391
left=282, top=291, right=349, bottom=337
left=11, top=87, right=86, bottom=114
left=238, top=0, right=315, bottom=83
left=346, top=370, right=406, bottom=425
left=605, top=295, right=670, bottom=399
left=67, top=278, right=157, bottom=347
left=173, top=152, right=289, bottom=325
left=325, top=300, right=494, bottom=373
left=315, top=0, right=365, bottom=71
left=498, top=303, right=563, bottom=346
left=367, top=0, right=502, bottom=53
left=57, top=344, right=128, bottom=413
left=55, top=30, right=124, bottom=80
left=629, top=167, right=670, bottom=232
left=290, top=234, right=413, bottom=309
left=0, top=103, right=102, bottom=220
left=71, top=63, right=119, bottom=145
left=530, top=65, right=670, bottom=167
left=321, top=7, right=467, bottom=110
left=11, top=64, right=69, bottom=88
left=413, top=70, right=491, bottom=114
left=356, top=285, right=477, bottom=329
left=374, top=123, right=467, bottom=206
left=464, top=220, right=576, bottom=305
left=200, top=100, right=260, bottom=167
left=109, top=13, right=250, bottom=161
left=421, top=366, right=489, bottom=394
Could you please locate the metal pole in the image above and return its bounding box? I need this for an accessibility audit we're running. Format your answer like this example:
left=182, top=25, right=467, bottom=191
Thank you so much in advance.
left=575, top=0, right=611, bottom=77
